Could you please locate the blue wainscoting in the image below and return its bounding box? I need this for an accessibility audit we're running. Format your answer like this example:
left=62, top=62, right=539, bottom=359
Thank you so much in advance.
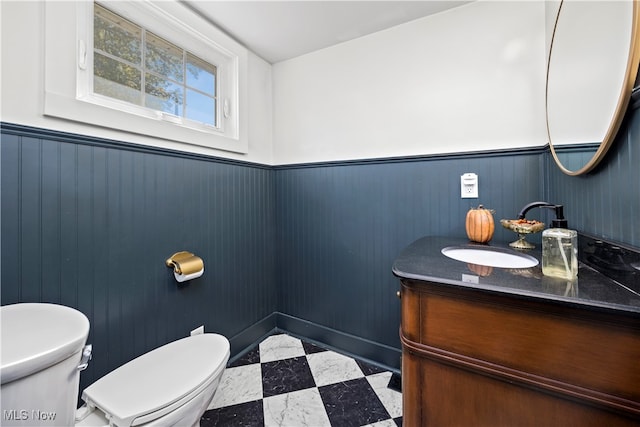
left=275, top=150, right=546, bottom=359
left=1, top=124, right=278, bottom=392
left=3, top=113, right=637, bottom=379
left=547, top=104, right=640, bottom=248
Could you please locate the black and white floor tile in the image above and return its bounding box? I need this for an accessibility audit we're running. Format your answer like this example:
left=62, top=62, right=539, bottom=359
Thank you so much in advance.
left=200, top=333, right=402, bottom=427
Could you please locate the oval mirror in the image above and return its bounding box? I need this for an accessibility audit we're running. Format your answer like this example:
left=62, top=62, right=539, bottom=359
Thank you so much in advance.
left=546, top=0, right=640, bottom=176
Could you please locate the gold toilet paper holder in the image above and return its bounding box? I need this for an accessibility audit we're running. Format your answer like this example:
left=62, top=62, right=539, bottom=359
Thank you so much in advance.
left=165, top=251, right=204, bottom=275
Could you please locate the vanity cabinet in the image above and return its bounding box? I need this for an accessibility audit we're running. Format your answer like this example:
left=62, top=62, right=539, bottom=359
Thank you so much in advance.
left=399, top=278, right=640, bottom=427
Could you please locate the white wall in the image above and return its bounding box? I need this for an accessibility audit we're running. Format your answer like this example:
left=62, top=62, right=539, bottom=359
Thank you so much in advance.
left=3, top=1, right=549, bottom=166
left=272, top=0, right=547, bottom=164
left=0, top=1, right=274, bottom=165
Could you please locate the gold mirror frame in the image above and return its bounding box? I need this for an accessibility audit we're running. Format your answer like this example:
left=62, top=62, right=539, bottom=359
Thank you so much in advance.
left=546, top=0, right=640, bottom=176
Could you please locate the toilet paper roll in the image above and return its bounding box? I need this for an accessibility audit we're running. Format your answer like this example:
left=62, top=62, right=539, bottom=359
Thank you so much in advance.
left=166, top=251, right=205, bottom=283
left=174, top=266, right=204, bottom=283
left=174, top=255, right=204, bottom=276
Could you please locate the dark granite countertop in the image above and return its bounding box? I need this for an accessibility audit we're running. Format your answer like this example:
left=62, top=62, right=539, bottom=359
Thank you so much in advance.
left=392, top=236, right=640, bottom=316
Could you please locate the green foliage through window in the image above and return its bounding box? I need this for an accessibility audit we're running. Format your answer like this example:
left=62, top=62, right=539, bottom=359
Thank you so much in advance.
left=93, top=3, right=217, bottom=126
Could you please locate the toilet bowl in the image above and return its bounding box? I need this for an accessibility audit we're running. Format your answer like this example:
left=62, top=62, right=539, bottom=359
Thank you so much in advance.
left=75, top=332, right=229, bottom=427
left=1, top=303, right=230, bottom=427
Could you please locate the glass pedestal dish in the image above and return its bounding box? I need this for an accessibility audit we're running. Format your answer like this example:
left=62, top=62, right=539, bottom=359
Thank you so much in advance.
left=500, top=219, right=545, bottom=249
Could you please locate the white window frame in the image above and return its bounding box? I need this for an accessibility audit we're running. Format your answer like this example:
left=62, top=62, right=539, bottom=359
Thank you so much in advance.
left=44, top=1, right=248, bottom=154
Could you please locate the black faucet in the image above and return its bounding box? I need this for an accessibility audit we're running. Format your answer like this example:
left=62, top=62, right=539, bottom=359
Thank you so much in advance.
left=517, top=201, right=568, bottom=228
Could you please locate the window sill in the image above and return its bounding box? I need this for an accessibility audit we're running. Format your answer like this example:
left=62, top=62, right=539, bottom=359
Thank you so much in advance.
left=44, top=91, right=248, bottom=154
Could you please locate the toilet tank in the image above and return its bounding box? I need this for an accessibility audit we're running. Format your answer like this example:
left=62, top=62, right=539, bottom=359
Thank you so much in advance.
left=1, top=303, right=90, bottom=426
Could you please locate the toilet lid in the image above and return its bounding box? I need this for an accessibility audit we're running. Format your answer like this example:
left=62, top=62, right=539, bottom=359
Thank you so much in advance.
left=82, top=333, right=229, bottom=427
left=0, top=303, right=90, bottom=384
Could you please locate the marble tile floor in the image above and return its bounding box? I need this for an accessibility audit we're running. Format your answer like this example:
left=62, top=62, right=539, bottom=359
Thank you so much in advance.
left=200, top=333, right=402, bottom=427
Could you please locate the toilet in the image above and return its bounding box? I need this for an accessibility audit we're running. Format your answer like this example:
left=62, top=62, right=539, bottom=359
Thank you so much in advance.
left=0, top=303, right=229, bottom=427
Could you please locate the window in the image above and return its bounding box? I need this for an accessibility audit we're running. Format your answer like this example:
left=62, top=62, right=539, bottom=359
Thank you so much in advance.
left=44, top=1, right=248, bottom=153
left=93, top=5, right=218, bottom=127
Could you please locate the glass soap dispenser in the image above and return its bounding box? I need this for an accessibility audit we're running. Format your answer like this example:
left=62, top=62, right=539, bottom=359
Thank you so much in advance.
left=542, top=205, right=578, bottom=279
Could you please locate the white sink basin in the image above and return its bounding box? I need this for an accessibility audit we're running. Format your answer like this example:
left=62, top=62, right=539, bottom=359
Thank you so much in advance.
left=441, top=246, right=539, bottom=269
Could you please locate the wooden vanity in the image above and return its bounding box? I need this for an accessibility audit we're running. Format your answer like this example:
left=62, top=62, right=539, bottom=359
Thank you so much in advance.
left=394, top=237, right=640, bottom=427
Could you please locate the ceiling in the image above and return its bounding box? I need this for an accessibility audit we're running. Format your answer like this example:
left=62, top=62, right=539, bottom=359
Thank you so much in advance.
left=183, top=1, right=472, bottom=63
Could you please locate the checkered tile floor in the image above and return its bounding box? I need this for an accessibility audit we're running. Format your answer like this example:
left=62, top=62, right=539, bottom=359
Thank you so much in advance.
left=200, top=333, right=402, bottom=426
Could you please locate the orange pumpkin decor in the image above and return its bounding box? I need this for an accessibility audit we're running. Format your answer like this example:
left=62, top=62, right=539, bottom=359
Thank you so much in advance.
left=466, top=205, right=495, bottom=243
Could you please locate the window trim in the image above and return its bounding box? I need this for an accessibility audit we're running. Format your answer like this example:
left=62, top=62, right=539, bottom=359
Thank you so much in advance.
left=44, top=0, right=248, bottom=154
